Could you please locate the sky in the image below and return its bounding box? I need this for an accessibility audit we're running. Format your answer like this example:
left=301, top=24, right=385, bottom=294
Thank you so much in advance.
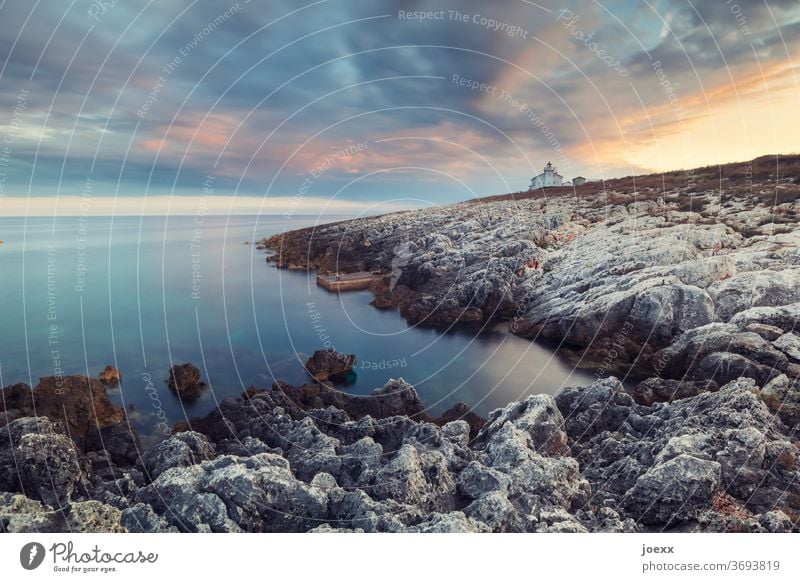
left=0, top=0, right=798, bottom=216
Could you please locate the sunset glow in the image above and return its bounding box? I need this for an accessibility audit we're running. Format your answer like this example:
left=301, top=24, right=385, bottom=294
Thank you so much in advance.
left=0, top=1, right=798, bottom=214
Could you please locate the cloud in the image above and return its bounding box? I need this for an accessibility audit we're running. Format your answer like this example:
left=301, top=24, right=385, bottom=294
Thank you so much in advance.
left=0, top=0, right=798, bottom=210
left=2, top=194, right=417, bottom=217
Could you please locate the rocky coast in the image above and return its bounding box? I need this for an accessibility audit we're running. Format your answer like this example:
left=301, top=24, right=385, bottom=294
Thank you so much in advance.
left=2, top=156, right=800, bottom=532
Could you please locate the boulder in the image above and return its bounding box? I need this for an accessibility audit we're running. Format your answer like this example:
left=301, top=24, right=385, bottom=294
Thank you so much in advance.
left=0, top=375, right=125, bottom=449
left=631, top=378, right=719, bottom=406
left=167, top=363, right=207, bottom=400
left=759, top=374, right=800, bottom=427
left=98, top=365, right=122, bottom=385
left=0, top=417, right=84, bottom=508
left=652, top=323, right=788, bottom=384
left=121, top=502, right=177, bottom=533
left=731, top=303, right=800, bottom=333
left=0, top=493, right=125, bottom=533
left=709, top=269, right=800, bottom=322
left=268, top=377, right=429, bottom=423
left=558, top=377, right=800, bottom=527
left=456, top=461, right=510, bottom=499
left=85, top=421, right=141, bottom=467
left=774, top=333, right=800, bottom=361
left=134, top=453, right=329, bottom=532
left=372, top=444, right=456, bottom=511
left=623, top=454, right=721, bottom=525
left=434, top=402, right=486, bottom=440
left=745, top=323, right=785, bottom=341
left=304, top=349, right=356, bottom=382
left=140, top=431, right=216, bottom=480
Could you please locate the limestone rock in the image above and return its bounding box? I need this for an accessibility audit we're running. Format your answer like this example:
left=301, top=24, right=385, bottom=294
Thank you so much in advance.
left=304, top=349, right=356, bottom=382
left=98, top=365, right=122, bottom=385
left=624, top=454, right=721, bottom=525
left=0, top=417, right=84, bottom=508
left=167, top=363, right=207, bottom=400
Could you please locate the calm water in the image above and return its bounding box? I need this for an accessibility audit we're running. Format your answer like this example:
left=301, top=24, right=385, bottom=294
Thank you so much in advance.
left=0, top=215, right=593, bottom=438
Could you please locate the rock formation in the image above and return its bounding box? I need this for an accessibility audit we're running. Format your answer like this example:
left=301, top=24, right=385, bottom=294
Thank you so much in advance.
left=304, top=349, right=356, bottom=382
left=2, top=157, right=799, bottom=533
left=167, top=363, right=207, bottom=401
left=1, top=373, right=797, bottom=532
left=263, top=157, right=800, bottom=385
left=98, top=365, right=122, bottom=385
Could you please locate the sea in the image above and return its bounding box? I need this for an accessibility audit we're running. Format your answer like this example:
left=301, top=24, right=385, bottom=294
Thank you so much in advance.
left=0, top=214, right=594, bottom=438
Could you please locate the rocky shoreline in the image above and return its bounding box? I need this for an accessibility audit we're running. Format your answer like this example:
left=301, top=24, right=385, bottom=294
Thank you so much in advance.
left=2, top=156, right=800, bottom=532
left=1, top=366, right=797, bottom=532
left=264, top=156, right=800, bottom=381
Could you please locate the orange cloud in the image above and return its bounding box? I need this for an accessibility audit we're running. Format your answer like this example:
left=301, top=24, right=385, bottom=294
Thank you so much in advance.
left=571, top=59, right=800, bottom=175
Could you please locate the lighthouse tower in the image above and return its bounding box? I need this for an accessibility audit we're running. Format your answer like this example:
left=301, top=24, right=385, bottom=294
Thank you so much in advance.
left=530, top=162, right=564, bottom=189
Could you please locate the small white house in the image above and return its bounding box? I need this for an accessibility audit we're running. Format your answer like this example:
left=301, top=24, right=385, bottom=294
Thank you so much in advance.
left=530, top=162, right=563, bottom=189
left=573, top=176, right=587, bottom=186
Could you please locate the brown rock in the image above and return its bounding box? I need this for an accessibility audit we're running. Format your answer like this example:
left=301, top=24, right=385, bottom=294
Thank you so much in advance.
left=98, top=365, right=122, bottom=385
left=0, top=375, right=125, bottom=449
left=304, top=349, right=356, bottom=382
left=167, top=363, right=206, bottom=400
left=435, top=402, right=486, bottom=440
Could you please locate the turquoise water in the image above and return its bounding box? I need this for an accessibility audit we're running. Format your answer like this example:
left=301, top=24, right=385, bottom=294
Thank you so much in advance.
left=0, top=215, right=593, bottom=437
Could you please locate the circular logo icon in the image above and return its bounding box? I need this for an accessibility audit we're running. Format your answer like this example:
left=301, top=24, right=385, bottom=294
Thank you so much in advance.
left=20, top=542, right=46, bottom=570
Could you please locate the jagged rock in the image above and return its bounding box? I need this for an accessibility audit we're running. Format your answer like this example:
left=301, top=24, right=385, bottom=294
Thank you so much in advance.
left=623, top=454, right=721, bottom=525
left=367, top=378, right=428, bottom=419
left=464, top=491, right=522, bottom=532
left=98, top=365, right=122, bottom=385
left=413, top=511, right=491, bottom=533
left=757, top=510, right=794, bottom=533
left=267, top=378, right=430, bottom=424
left=372, top=444, right=456, bottom=511
left=2, top=373, right=799, bottom=532
left=134, top=453, right=328, bottom=532
left=121, top=502, right=178, bottom=532
left=653, top=323, right=788, bottom=384
left=745, top=323, right=785, bottom=341
left=284, top=418, right=342, bottom=482
left=304, top=349, right=356, bottom=382
left=85, top=421, right=141, bottom=466
left=0, top=417, right=84, bottom=508
left=0, top=493, right=125, bottom=533
left=774, top=333, right=800, bottom=361
left=759, top=374, right=800, bottom=427
left=0, top=375, right=125, bottom=449
left=555, top=377, right=638, bottom=441
left=631, top=378, right=719, bottom=406
left=715, top=427, right=766, bottom=499
left=709, top=269, right=800, bottom=322
left=338, top=436, right=383, bottom=488
left=440, top=420, right=471, bottom=447
left=167, top=363, right=207, bottom=400
left=456, top=461, right=510, bottom=499
left=557, top=377, right=800, bottom=528
left=476, top=394, right=569, bottom=457
left=435, top=403, right=486, bottom=439
left=140, top=431, right=216, bottom=480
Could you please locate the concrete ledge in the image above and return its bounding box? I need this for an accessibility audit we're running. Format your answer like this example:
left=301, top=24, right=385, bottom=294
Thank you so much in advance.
left=316, top=272, right=383, bottom=292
